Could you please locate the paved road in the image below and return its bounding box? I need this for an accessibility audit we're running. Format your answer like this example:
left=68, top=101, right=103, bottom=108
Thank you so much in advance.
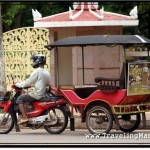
left=0, top=128, right=150, bottom=146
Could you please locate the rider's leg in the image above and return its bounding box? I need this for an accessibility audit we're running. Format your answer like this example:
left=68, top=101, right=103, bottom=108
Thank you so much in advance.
left=16, top=94, right=37, bottom=124
left=17, top=103, right=29, bottom=124
left=18, top=103, right=27, bottom=119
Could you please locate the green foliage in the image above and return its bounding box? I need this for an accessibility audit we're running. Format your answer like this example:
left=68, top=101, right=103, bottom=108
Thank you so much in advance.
left=138, top=2, right=150, bottom=38
left=2, top=2, right=25, bottom=26
left=101, top=2, right=134, bottom=15
left=2, top=2, right=73, bottom=31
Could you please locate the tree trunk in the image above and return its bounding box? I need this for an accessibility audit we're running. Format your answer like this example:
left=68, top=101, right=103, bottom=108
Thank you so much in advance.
left=0, top=3, right=6, bottom=96
left=13, top=10, right=23, bottom=29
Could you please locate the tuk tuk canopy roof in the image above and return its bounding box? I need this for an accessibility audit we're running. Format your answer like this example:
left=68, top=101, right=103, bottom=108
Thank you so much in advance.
left=45, top=35, right=150, bottom=50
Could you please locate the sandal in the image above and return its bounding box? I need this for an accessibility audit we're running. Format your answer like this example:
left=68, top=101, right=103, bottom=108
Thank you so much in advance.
left=17, top=117, right=29, bottom=125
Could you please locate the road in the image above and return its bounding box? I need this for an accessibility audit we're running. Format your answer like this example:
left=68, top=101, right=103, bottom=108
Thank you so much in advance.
left=0, top=128, right=150, bottom=146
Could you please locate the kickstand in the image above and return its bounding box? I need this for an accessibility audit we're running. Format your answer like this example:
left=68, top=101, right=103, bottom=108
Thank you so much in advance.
left=15, top=125, right=21, bottom=132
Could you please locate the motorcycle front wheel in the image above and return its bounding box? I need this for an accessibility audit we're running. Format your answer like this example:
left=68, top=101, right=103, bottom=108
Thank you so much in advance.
left=0, top=108, right=14, bottom=134
left=44, top=106, right=68, bottom=134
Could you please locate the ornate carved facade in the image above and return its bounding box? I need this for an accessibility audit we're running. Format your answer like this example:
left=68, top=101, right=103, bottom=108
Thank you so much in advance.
left=3, top=27, right=49, bottom=90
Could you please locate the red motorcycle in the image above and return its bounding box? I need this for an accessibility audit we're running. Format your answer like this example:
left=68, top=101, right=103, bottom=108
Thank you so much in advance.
left=0, top=84, right=70, bottom=134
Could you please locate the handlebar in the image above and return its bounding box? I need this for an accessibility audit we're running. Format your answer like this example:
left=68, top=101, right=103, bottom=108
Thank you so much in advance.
left=11, top=84, right=31, bottom=90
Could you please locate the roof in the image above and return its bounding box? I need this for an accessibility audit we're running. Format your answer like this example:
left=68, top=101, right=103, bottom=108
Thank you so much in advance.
left=45, top=35, right=150, bottom=50
left=36, top=10, right=134, bottom=22
left=34, top=2, right=139, bottom=28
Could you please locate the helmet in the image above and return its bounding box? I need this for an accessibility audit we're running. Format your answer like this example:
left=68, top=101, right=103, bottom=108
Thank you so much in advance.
left=31, top=54, right=46, bottom=68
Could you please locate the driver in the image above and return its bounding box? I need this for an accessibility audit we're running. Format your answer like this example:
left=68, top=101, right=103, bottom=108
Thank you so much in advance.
left=15, top=54, right=51, bottom=124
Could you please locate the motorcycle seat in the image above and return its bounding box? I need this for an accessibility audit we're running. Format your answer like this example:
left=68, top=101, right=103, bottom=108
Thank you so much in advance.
left=38, top=96, right=59, bottom=102
left=38, top=98, right=52, bottom=102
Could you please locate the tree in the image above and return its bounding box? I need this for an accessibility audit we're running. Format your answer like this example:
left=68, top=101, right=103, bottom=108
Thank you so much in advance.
left=2, top=2, right=72, bottom=32
left=0, top=2, right=5, bottom=95
left=1, top=2, right=150, bottom=37
left=138, top=2, right=150, bottom=38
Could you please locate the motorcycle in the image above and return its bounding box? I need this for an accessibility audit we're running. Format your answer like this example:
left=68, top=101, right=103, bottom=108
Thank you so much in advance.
left=0, top=83, right=70, bottom=134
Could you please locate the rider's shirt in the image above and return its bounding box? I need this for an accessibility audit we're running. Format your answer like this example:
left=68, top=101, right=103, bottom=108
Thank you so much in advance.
left=15, top=67, right=51, bottom=100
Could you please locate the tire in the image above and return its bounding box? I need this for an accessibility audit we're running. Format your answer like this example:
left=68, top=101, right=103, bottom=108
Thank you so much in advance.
left=86, top=106, right=113, bottom=134
left=0, top=108, right=14, bottom=134
left=119, top=113, right=141, bottom=132
left=44, top=106, right=68, bottom=134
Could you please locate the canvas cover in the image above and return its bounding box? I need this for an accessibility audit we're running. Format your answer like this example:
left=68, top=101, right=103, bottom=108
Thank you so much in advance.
left=45, top=35, right=150, bottom=49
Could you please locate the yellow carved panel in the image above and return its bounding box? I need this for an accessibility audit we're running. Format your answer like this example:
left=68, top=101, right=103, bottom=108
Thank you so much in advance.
left=3, top=27, right=50, bottom=90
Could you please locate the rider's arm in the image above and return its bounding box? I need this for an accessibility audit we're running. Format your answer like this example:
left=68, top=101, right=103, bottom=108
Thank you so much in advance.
left=15, top=70, right=38, bottom=88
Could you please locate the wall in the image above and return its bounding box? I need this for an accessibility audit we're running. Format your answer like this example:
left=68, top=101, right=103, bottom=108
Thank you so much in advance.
left=73, top=26, right=123, bottom=85
left=49, top=26, right=123, bottom=87
left=49, top=27, right=76, bottom=86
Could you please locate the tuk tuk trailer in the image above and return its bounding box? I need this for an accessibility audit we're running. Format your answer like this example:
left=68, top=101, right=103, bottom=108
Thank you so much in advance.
left=45, top=35, right=150, bottom=134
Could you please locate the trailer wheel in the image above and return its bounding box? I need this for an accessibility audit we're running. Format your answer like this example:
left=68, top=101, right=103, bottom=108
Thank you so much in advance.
left=118, top=113, right=141, bottom=132
left=86, top=106, right=113, bottom=134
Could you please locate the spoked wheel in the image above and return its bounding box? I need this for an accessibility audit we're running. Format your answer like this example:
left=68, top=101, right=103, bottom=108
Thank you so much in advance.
left=86, top=106, right=113, bottom=134
left=118, top=113, right=141, bottom=132
left=44, top=106, right=68, bottom=134
left=0, top=108, right=14, bottom=134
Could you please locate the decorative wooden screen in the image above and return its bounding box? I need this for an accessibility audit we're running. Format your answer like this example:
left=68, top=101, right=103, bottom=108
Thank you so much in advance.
left=3, top=27, right=49, bottom=90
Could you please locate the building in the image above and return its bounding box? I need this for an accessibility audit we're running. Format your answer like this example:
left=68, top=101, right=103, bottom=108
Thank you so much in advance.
left=33, top=2, right=139, bottom=87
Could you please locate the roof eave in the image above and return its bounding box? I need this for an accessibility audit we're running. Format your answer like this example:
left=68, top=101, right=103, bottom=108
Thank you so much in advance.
left=34, top=20, right=139, bottom=28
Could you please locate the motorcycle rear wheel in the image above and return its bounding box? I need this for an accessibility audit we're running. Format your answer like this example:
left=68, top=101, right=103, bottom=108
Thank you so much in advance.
left=44, top=106, right=68, bottom=134
left=0, top=108, right=14, bottom=134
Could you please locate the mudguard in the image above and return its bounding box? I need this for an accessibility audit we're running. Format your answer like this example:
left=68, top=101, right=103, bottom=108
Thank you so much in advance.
left=60, top=104, right=75, bottom=131
left=61, top=104, right=71, bottom=117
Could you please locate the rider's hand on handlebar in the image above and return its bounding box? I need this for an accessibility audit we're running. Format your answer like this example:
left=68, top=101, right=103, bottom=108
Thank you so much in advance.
left=15, top=83, right=31, bottom=89
left=15, top=82, right=21, bottom=88
left=11, top=83, right=23, bottom=90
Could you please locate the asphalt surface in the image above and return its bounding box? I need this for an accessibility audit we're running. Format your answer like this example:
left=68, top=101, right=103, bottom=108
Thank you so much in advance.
left=0, top=128, right=150, bottom=146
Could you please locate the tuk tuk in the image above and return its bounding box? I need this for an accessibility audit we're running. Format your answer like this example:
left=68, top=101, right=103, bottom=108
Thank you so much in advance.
left=45, top=35, right=150, bottom=134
